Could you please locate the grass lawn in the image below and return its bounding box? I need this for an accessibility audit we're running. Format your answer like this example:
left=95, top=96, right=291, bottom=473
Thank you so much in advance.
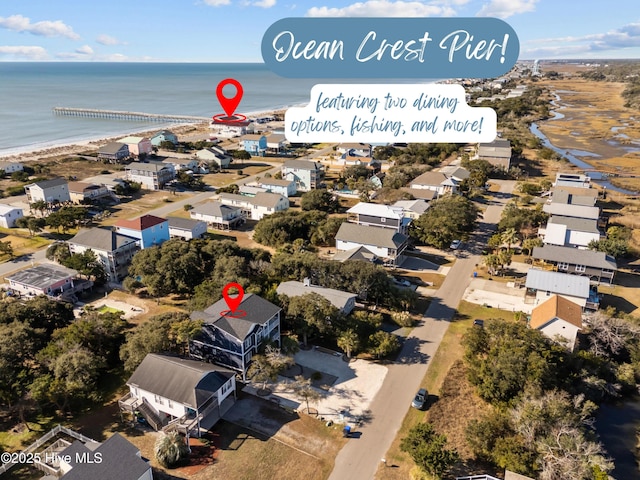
left=375, top=302, right=516, bottom=479
left=96, top=305, right=124, bottom=315
left=597, top=271, right=640, bottom=317
left=0, top=232, right=52, bottom=260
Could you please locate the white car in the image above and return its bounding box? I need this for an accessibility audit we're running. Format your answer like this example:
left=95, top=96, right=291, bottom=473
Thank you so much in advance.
left=450, top=240, right=462, bottom=250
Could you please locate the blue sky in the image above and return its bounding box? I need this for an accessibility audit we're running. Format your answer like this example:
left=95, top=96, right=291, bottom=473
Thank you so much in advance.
left=1, top=0, right=639, bottom=62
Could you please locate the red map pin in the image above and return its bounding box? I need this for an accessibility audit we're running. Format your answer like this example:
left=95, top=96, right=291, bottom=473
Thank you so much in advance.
left=216, top=78, right=243, bottom=118
left=222, top=282, right=244, bottom=314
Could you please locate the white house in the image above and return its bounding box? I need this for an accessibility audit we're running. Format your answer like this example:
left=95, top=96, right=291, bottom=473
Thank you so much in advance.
left=120, top=353, right=236, bottom=435
left=68, top=227, right=140, bottom=282
left=392, top=199, right=430, bottom=220
left=336, top=142, right=371, bottom=157
left=24, top=177, right=70, bottom=203
left=282, top=159, right=323, bottom=191
left=555, top=172, right=591, bottom=189
left=195, top=147, right=231, bottom=168
left=542, top=203, right=600, bottom=220
left=162, top=157, right=199, bottom=173
left=276, top=280, right=357, bottom=314
left=335, top=222, right=409, bottom=266
left=190, top=201, right=244, bottom=230
left=0, top=161, right=24, bottom=174
left=525, top=269, right=592, bottom=309
left=539, top=216, right=603, bottom=249
left=347, top=202, right=410, bottom=234
left=217, top=192, right=289, bottom=221
left=0, top=204, right=23, bottom=228
left=409, top=171, right=459, bottom=196
left=124, top=161, right=175, bottom=191
left=256, top=178, right=297, bottom=197
left=167, top=216, right=208, bottom=239
left=530, top=295, right=583, bottom=351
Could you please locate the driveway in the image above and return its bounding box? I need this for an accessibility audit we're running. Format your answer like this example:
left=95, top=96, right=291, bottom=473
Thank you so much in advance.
left=328, top=180, right=515, bottom=480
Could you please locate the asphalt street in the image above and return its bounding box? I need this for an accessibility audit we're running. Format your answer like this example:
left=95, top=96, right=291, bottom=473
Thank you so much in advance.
left=328, top=180, right=515, bottom=480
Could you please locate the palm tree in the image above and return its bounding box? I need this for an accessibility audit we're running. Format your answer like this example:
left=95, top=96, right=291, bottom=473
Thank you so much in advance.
left=337, top=330, right=360, bottom=359
left=483, top=253, right=501, bottom=276
left=292, top=375, right=322, bottom=414
left=500, top=227, right=519, bottom=252
left=154, top=432, right=189, bottom=468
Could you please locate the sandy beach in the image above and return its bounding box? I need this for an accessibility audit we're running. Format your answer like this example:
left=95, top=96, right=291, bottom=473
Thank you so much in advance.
left=0, top=108, right=286, bottom=165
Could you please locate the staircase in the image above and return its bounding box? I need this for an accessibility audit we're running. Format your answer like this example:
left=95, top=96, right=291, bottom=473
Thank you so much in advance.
left=137, top=399, right=165, bottom=431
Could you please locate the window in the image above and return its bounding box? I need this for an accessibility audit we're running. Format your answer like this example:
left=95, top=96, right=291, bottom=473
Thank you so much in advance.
left=154, top=395, right=164, bottom=405
left=168, top=399, right=173, bottom=408
left=575, top=265, right=586, bottom=273
left=558, top=262, right=569, bottom=271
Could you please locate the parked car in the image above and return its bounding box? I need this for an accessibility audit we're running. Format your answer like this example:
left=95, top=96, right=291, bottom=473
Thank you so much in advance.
left=393, top=277, right=411, bottom=287
left=411, top=388, right=428, bottom=409
left=450, top=240, right=462, bottom=250
left=473, top=319, right=485, bottom=328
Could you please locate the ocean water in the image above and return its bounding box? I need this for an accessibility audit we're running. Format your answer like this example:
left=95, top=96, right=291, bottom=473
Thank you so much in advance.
left=0, top=62, right=429, bottom=156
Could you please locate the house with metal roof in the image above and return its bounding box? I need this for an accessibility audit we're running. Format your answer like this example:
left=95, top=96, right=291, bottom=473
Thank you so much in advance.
left=551, top=187, right=598, bottom=206
left=554, top=172, right=591, bottom=189
left=119, top=353, right=236, bottom=436
left=150, top=129, right=178, bottom=147
left=24, top=177, right=70, bottom=203
left=189, top=293, right=282, bottom=380
left=68, top=227, right=140, bottom=282
left=335, top=222, right=409, bottom=266
left=124, top=161, right=175, bottom=190
left=392, top=199, right=430, bottom=219
left=97, top=142, right=130, bottom=163
left=6, top=264, right=92, bottom=302
left=277, top=280, right=357, bottom=314
left=118, top=135, right=153, bottom=157
left=539, top=215, right=604, bottom=249
left=530, top=295, right=583, bottom=351
left=543, top=202, right=600, bottom=220
left=524, top=269, right=595, bottom=309
left=115, top=215, right=169, bottom=249
left=282, top=159, right=324, bottom=191
left=532, top=244, right=617, bottom=285
left=167, top=216, right=207, bottom=239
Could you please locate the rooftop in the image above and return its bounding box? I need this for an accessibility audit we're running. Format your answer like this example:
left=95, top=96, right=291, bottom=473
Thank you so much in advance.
left=332, top=246, right=378, bottom=263
left=525, top=269, right=590, bottom=299
left=115, top=214, right=167, bottom=231
left=410, top=171, right=448, bottom=186
left=393, top=199, right=430, bottom=215
left=532, top=245, right=617, bottom=270
left=7, top=264, right=77, bottom=290
left=283, top=159, right=322, bottom=170
left=124, top=161, right=171, bottom=173
left=347, top=202, right=405, bottom=220
left=167, top=216, right=206, bottom=230
left=336, top=222, right=408, bottom=249
left=0, top=204, right=22, bottom=215
left=252, top=192, right=287, bottom=208
left=118, top=135, right=149, bottom=144
left=543, top=203, right=600, bottom=220
left=276, top=281, right=357, bottom=311
left=191, top=293, right=281, bottom=341
left=548, top=215, right=601, bottom=234
left=530, top=295, right=583, bottom=330
left=69, top=227, right=139, bottom=252
left=98, top=142, right=128, bottom=154
left=127, top=353, right=234, bottom=410
left=26, top=177, right=68, bottom=190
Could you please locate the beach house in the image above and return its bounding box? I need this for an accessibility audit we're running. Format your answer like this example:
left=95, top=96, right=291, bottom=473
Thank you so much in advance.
left=161, top=157, right=199, bottom=173
left=282, top=159, right=323, bottom=191
left=189, top=201, right=244, bottom=230
left=68, top=227, right=140, bottom=282
left=118, top=136, right=153, bottom=157
left=0, top=161, right=24, bottom=174
left=476, top=139, right=512, bottom=169
left=531, top=244, right=617, bottom=285
left=6, top=264, right=81, bottom=298
left=150, top=130, right=179, bottom=147
left=124, top=161, right=175, bottom=190
left=346, top=202, right=410, bottom=234
left=524, top=269, right=595, bottom=310
left=24, top=177, right=70, bottom=204
left=167, top=217, right=208, bottom=240
left=240, top=134, right=267, bottom=156
left=0, top=204, right=23, bottom=228
left=97, top=142, right=130, bottom=163
left=115, top=215, right=169, bottom=249
left=189, top=293, right=282, bottom=380
left=68, top=181, right=112, bottom=204
left=530, top=295, right=583, bottom=351
left=276, top=279, right=357, bottom=314
left=409, top=171, right=459, bottom=196
left=195, top=147, right=232, bottom=169
left=336, top=142, right=371, bottom=157
left=335, top=222, right=409, bottom=266
left=119, top=353, right=236, bottom=436
left=256, top=178, right=297, bottom=197
left=217, top=192, right=289, bottom=221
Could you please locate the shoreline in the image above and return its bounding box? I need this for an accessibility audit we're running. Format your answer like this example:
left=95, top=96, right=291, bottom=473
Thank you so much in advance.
left=0, top=107, right=289, bottom=163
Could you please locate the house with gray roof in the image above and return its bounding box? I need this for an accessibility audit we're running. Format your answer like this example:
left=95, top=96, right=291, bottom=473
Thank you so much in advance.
left=347, top=202, right=410, bottom=234
left=124, top=161, right=174, bottom=190
left=524, top=269, right=596, bottom=309
left=217, top=191, right=289, bottom=220
left=335, top=222, right=408, bottom=266
left=409, top=171, right=459, bottom=196
left=551, top=187, right=598, bottom=206
left=543, top=202, right=600, bottom=220
left=24, top=177, right=70, bottom=203
left=540, top=215, right=604, bottom=249
left=277, top=280, right=357, bottom=314
left=332, top=245, right=379, bottom=263
left=98, top=142, right=130, bottom=163
left=393, top=199, right=431, bottom=219
left=476, top=138, right=512, bottom=169
left=531, top=244, right=617, bottom=285
left=189, top=293, right=282, bottom=380
left=68, top=227, right=140, bottom=282
left=282, top=159, right=324, bottom=191
left=167, top=216, right=207, bottom=239
left=120, top=353, right=235, bottom=436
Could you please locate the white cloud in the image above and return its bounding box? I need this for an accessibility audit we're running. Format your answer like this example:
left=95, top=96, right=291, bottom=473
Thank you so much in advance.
left=0, top=14, right=79, bottom=40
left=306, top=0, right=456, bottom=17
left=0, top=45, right=48, bottom=60
left=476, top=0, right=538, bottom=19
left=523, top=21, right=640, bottom=58
left=75, top=45, right=94, bottom=55
left=203, top=0, right=231, bottom=5
left=253, top=0, right=277, bottom=7
left=96, top=34, right=124, bottom=46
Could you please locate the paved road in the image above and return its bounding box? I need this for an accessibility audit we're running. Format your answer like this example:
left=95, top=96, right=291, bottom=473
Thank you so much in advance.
left=328, top=180, right=515, bottom=480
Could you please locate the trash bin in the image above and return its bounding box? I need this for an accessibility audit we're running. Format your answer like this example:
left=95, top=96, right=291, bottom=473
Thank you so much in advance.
left=343, top=425, right=351, bottom=438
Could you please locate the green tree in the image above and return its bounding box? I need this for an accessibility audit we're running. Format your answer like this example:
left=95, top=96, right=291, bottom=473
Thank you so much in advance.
left=16, top=216, right=46, bottom=236
left=286, top=293, right=339, bottom=346
left=588, top=238, right=628, bottom=258
left=247, top=346, right=294, bottom=391
left=368, top=331, right=400, bottom=359
left=400, top=423, right=459, bottom=479
left=500, top=227, right=519, bottom=251
left=0, top=321, right=37, bottom=409
left=46, top=242, right=71, bottom=263
left=63, top=250, right=107, bottom=285
left=232, top=149, right=251, bottom=161
left=337, top=329, right=360, bottom=359
left=522, top=237, right=544, bottom=256
left=410, top=194, right=479, bottom=249
left=300, top=189, right=340, bottom=212
left=30, top=200, right=48, bottom=216
left=154, top=432, right=189, bottom=468
left=0, top=241, right=13, bottom=258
